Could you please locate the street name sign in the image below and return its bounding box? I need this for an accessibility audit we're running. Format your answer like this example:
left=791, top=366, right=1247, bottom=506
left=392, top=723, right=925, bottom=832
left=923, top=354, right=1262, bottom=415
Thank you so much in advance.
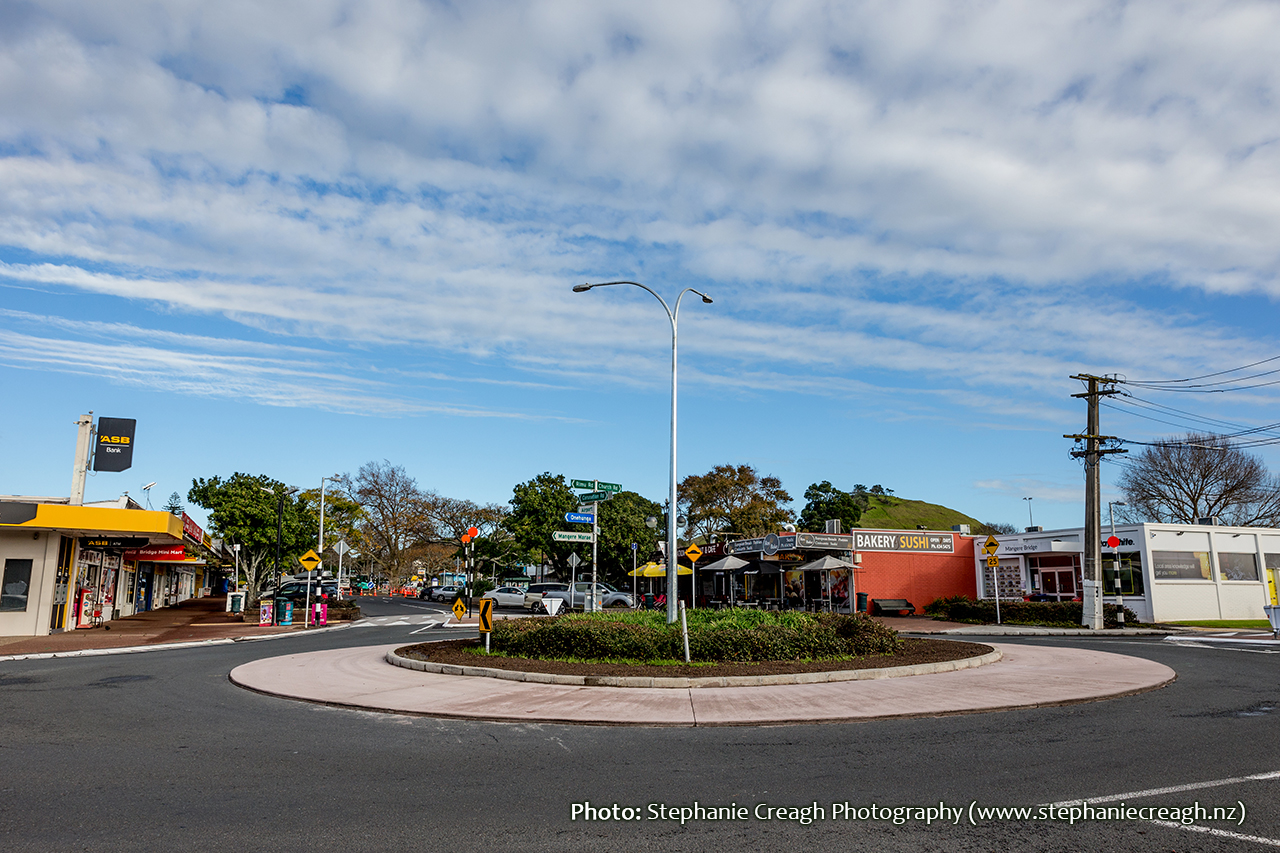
left=577, top=490, right=611, bottom=503
left=554, top=531, right=595, bottom=543
left=570, top=479, right=596, bottom=490
left=598, top=482, right=622, bottom=492
left=565, top=512, right=595, bottom=524
left=298, top=549, right=321, bottom=571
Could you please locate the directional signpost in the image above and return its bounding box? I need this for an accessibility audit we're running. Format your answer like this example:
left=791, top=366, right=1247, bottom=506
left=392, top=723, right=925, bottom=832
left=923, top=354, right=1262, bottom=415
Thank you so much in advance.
left=571, top=479, right=623, bottom=612
left=553, top=531, right=594, bottom=542
left=298, top=549, right=322, bottom=628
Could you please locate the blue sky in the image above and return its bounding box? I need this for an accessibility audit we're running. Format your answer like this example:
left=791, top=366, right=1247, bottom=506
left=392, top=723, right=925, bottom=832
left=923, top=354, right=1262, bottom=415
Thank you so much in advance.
left=3, top=1, right=1280, bottom=531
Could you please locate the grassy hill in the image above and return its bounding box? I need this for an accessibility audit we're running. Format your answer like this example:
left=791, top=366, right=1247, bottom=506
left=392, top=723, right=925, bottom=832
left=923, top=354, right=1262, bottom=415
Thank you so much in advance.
left=852, top=495, right=985, bottom=532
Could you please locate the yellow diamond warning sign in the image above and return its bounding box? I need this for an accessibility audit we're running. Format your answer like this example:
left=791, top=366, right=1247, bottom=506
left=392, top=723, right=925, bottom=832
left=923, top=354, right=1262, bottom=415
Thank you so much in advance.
left=298, top=549, right=321, bottom=571
left=452, top=598, right=467, bottom=620
left=685, top=543, right=703, bottom=562
left=982, top=535, right=1000, bottom=556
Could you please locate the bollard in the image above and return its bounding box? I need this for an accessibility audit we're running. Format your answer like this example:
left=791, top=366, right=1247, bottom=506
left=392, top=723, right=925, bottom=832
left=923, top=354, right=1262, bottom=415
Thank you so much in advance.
left=679, top=600, right=691, bottom=663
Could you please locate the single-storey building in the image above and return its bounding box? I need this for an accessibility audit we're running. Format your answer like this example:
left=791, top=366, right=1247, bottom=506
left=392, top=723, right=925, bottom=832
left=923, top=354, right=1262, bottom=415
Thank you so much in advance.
left=975, top=521, right=1280, bottom=623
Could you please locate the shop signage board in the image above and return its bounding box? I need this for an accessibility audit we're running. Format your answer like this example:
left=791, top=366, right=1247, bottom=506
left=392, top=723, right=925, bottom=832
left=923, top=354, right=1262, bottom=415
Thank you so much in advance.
left=727, top=534, right=795, bottom=556
left=565, top=512, right=594, bottom=524
left=181, top=513, right=204, bottom=544
left=852, top=532, right=954, bottom=553
left=92, top=417, right=136, bottom=472
left=554, top=531, right=594, bottom=543
left=796, top=532, right=854, bottom=550
left=80, top=536, right=149, bottom=550
left=123, top=544, right=186, bottom=561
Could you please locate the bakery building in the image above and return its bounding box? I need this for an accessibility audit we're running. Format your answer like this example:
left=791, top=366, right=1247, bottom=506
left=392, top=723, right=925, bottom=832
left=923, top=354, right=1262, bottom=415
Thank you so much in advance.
left=975, top=521, right=1280, bottom=623
left=690, top=527, right=978, bottom=613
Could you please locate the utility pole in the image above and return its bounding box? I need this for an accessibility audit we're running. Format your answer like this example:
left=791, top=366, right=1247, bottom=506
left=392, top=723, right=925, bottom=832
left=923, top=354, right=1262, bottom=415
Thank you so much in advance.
left=71, top=413, right=94, bottom=505
left=1065, top=374, right=1127, bottom=630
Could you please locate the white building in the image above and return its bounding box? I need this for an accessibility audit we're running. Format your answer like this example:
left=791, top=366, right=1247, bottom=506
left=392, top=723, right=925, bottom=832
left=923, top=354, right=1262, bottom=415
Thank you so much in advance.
left=975, top=521, right=1279, bottom=623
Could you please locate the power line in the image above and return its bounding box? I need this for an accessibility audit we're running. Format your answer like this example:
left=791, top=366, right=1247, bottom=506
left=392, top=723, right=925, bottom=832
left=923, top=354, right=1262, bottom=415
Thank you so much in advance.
left=1120, top=353, right=1280, bottom=386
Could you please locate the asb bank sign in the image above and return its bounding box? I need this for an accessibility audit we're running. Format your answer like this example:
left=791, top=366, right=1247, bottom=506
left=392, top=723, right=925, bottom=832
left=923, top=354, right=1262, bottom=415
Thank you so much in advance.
left=92, top=417, right=137, bottom=472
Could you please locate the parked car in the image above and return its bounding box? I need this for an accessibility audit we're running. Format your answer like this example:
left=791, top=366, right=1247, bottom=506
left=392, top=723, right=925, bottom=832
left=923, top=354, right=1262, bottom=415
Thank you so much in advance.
left=542, top=581, right=635, bottom=611
left=523, top=582, right=570, bottom=612
left=418, top=585, right=441, bottom=600
left=263, top=581, right=338, bottom=603
left=428, top=584, right=465, bottom=602
left=481, top=586, right=526, bottom=608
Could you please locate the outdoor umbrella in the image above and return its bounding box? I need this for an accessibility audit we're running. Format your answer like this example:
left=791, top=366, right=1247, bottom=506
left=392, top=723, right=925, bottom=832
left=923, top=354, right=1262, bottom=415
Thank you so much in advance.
left=698, top=555, right=749, bottom=604
left=796, top=554, right=856, bottom=612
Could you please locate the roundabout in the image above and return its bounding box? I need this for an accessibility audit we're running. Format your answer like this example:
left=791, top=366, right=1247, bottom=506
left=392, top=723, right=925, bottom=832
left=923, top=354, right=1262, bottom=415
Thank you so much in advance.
left=229, top=640, right=1176, bottom=727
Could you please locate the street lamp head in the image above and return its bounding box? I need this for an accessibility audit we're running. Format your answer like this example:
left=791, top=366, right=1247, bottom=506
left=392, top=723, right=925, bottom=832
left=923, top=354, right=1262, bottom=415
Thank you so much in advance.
left=572, top=283, right=593, bottom=293
left=700, top=294, right=713, bottom=304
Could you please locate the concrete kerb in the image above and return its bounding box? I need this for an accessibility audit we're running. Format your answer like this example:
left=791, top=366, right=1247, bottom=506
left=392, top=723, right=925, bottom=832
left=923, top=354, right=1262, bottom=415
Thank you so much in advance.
left=0, top=622, right=352, bottom=663
left=384, top=645, right=1004, bottom=688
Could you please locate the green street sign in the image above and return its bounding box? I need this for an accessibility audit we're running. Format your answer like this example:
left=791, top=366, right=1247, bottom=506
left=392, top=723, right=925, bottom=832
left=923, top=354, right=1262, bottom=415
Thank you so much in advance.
left=570, top=479, right=596, bottom=490
left=577, top=490, right=611, bottom=503
left=598, top=482, right=622, bottom=492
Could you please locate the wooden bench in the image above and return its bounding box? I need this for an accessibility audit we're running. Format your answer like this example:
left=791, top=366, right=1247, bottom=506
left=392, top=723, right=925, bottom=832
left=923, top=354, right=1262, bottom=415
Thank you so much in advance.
left=871, top=598, right=915, bottom=616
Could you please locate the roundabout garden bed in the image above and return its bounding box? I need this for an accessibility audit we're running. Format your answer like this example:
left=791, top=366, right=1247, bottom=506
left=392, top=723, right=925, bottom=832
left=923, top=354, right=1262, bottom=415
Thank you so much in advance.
left=397, top=609, right=992, bottom=679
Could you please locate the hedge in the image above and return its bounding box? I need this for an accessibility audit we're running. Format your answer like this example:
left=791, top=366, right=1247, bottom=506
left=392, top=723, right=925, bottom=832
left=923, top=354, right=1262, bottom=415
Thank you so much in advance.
left=925, top=596, right=1139, bottom=628
left=489, top=609, right=902, bottom=662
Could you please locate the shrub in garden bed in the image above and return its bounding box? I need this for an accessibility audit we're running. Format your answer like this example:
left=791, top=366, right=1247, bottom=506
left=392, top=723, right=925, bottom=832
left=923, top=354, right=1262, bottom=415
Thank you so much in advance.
left=489, top=608, right=901, bottom=663
left=925, top=596, right=1138, bottom=628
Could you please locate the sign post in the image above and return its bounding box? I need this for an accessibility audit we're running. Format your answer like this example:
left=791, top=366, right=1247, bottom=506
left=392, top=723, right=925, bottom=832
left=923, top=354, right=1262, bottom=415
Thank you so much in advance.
left=981, top=536, right=1001, bottom=625
left=478, top=598, right=494, bottom=652
left=684, top=543, right=702, bottom=609
left=572, top=480, right=622, bottom=613
left=298, top=549, right=321, bottom=627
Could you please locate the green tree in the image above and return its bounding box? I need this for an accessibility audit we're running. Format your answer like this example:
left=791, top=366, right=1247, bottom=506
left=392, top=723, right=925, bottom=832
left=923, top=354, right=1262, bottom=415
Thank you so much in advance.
left=596, top=491, right=665, bottom=587
left=505, top=473, right=579, bottom=578
left=797, top=481, right=866, bottom=532
left=187, top=473, right=312, bottom=605
left=678, top=464, right=795, bottom=539
left=162, top=491, right=185, bottom=516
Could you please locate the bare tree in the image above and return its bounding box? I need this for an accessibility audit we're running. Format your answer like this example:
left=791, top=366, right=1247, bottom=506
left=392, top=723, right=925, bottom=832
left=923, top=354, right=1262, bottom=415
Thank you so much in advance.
left=1117, top=433, right=1280, bottom=526
left=351, top=461, right=426, bottom=581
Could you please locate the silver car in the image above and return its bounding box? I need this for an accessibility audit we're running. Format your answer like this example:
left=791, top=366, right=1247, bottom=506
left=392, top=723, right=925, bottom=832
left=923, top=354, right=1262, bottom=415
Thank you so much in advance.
left=542, top=581, right=635, bottom=611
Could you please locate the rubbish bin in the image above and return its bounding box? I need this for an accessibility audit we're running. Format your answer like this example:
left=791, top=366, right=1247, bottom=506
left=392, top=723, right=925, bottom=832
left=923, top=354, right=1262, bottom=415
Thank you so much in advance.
left=1265, top=605, right=1280, bottom=638
left=229, top=593, right=244, bottom=614
left=856, top=592, right=868, bottom=613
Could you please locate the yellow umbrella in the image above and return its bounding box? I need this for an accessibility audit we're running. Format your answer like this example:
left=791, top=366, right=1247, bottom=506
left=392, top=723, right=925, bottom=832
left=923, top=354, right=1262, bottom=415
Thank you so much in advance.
left=628, top=562, right=690, bottom=577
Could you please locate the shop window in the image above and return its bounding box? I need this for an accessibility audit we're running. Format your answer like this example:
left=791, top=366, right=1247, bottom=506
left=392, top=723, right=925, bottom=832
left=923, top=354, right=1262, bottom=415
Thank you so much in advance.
left=1151, top=551, right=1211, bottom=580
left=2, top=559, right=33, bottom=612
left=1103, top=552, right=1145, bottom=596
left=1218, top=552, right=1260, bottom=582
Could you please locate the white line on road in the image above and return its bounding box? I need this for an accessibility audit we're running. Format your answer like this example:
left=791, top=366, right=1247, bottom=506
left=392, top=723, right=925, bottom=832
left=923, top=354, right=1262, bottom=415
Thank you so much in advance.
left=1045, top=769, right=1280, bottom=807
left=1149, top=821, right=1280, bottom=847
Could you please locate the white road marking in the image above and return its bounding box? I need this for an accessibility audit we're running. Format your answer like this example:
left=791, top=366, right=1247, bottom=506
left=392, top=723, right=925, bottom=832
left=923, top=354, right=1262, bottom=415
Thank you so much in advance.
left=1047, top=770, right=1280, bottom=849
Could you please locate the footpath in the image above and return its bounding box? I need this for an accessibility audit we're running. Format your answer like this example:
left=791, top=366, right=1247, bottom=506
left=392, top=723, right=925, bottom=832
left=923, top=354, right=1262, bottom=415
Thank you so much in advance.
left=0, top=595, right=328, bottom=658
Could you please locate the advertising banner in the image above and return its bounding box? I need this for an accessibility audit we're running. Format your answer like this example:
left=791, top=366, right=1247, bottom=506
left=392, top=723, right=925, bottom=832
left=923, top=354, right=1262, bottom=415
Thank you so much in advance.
left=92, top=417, right=136, bottom=472
left=259, top=601, right=274, bottom=626
left=181, top=513, right=204, bottom=543
left=851, top=531, right=954, bottom=553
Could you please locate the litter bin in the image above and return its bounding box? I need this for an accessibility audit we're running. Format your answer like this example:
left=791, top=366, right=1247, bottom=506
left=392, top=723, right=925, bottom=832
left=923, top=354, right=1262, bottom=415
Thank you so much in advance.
left=1265, top=605, right=1280, bottom=638
left=229, top=592, right=244, bottom=614
left=856, top=592, right=868, bottom=613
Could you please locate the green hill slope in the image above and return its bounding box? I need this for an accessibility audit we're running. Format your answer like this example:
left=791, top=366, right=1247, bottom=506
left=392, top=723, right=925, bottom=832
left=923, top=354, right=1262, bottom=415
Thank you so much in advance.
left=852, top=496, right=985, bottom=532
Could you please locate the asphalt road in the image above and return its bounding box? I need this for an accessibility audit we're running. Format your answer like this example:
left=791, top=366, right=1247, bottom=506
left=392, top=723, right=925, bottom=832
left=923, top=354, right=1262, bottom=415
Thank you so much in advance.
left=2, top=607, right=1278, bottom=852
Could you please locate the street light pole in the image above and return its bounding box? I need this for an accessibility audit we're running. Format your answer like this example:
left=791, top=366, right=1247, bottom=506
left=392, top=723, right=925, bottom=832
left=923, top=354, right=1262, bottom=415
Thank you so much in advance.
left=263, top=484, right=298, bottom=625
left=1023, top=496, right=1034, bottom=529
left=574, top=281, right=714, bottom=624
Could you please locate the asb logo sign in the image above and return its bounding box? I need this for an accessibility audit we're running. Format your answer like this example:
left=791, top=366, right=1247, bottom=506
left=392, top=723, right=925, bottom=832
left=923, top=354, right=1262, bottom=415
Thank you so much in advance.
left=92, top=417, right=137, bottom=472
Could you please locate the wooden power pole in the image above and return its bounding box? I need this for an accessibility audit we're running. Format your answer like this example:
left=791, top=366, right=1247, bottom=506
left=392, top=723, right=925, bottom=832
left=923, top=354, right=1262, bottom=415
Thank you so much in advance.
left=1065, top=374, right=1127, bottom=629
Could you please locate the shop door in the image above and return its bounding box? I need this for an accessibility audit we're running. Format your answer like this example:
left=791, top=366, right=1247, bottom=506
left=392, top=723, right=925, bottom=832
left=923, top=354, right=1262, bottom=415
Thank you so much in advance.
left=1041, top=569, right=1076, bottom=602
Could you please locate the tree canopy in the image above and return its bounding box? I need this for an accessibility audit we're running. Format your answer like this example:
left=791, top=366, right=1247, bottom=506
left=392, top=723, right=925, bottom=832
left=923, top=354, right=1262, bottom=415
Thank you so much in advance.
left=678, top=463, right=794, bottom=539
left=1117, top=433, right=1280, bottom=526
left=797, top=481, right=865, bottom=532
